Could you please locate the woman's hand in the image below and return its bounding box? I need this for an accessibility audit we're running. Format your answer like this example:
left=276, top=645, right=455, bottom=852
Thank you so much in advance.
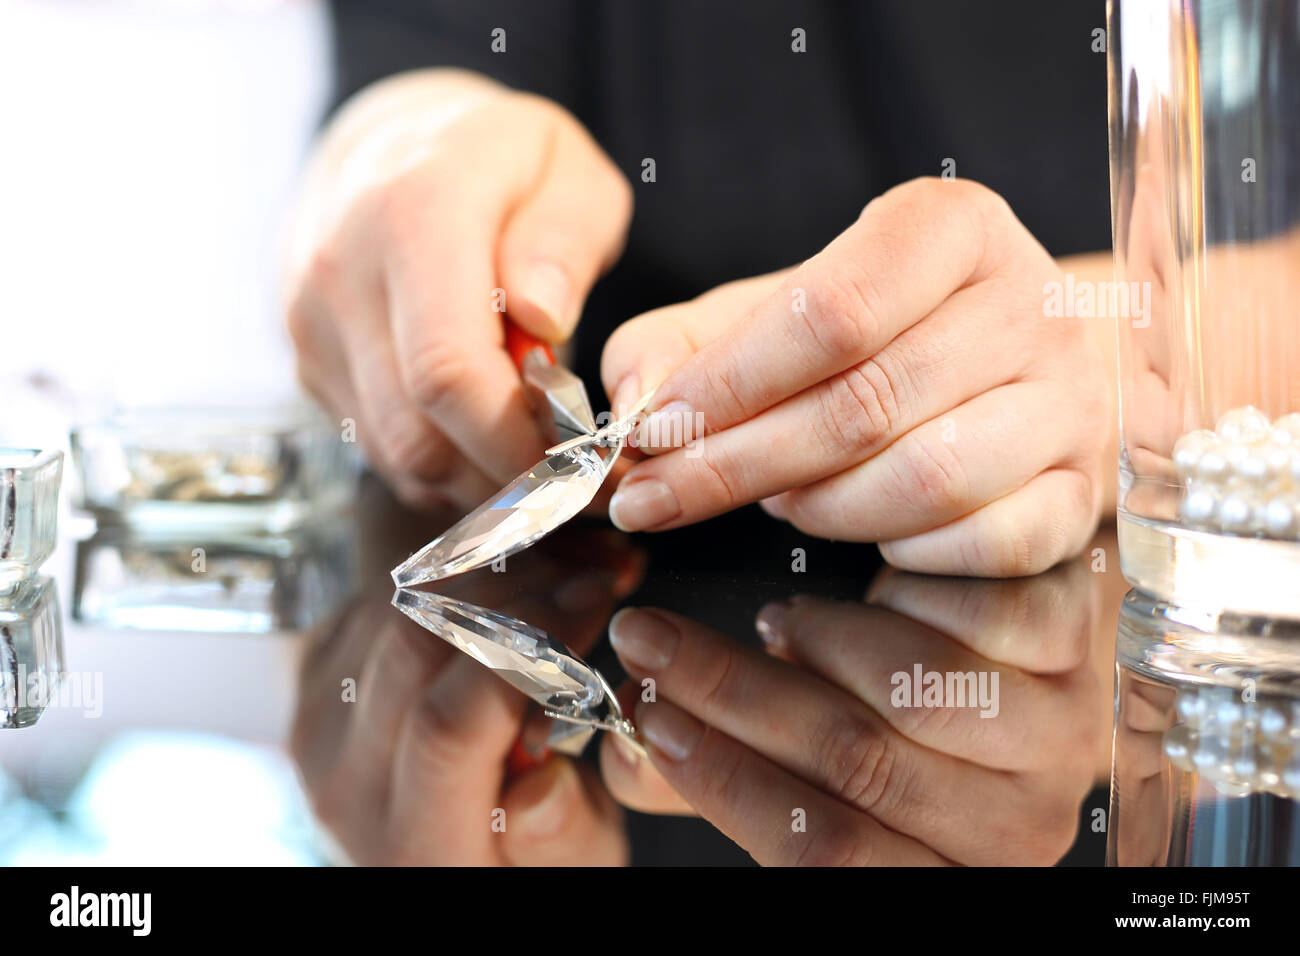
left=290, top=525, right=641, bottom=866
left=598, top=558, right=1109, bottom=866
left=286, top=69, right=632, bottom=510
left=602, top=178, right=1111, bottom=576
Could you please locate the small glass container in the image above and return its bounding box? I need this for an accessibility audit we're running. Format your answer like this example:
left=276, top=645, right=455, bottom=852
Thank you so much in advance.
left=69, top=405, right=357, bottom=535
left=0, top=577, right=64, bottom=729
left=0, top=448, right=63, bottom=599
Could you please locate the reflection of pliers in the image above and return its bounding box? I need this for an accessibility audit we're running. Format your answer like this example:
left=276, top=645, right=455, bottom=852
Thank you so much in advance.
left=391, top=324, right=651, bottom=587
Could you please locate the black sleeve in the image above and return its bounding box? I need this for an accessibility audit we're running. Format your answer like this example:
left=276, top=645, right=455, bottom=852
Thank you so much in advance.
left=327, top=0, right=585, bottom=115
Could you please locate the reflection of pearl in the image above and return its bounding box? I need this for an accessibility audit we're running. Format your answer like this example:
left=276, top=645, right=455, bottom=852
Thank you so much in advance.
left=1173, top=406, right=1300, bottom=541
left=1165, top=686, right=1300, bottom=799
left=1264, top=498, right=1296, bottom=537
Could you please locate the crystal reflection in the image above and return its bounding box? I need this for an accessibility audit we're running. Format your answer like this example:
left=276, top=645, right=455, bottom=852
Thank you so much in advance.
left=1111, top=591, right=1300, bottom=865
left=1, top=577, right=64, bottom=729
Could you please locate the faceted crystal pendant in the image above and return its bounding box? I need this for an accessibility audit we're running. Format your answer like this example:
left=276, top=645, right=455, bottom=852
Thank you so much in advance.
left=391, top=589, right=604, bottom=712
left=391, top=446, right=614, bottom=586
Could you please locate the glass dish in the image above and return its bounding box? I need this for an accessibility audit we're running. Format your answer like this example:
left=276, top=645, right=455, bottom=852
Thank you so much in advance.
left=0, top=448, right=63, bottom=599
left=69, top=405, right=357, bottom=535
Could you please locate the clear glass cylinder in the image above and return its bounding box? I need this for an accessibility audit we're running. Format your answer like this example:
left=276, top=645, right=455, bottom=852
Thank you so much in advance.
left=1109, top=0, right=1300, bottom=616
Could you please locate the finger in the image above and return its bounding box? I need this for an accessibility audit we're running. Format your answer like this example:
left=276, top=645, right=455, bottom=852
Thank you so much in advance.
left=388, top=654, right=527, bottom=864
left=634, top=179, right=1022, bottom=447
left=499, top=112, right=633, bottom=342
left=607, top=283, right=1031, bottom=530
left=862, top=563, right=1093, bottom=673
left=500, top=756, right=628, bottom=865
left=342, top=318, right=503, bottom=509
left=598, top=679, right=696, bottom=816
left=309, top=226, right=506, bottom=507
left=600, top=271, right=792, bottom=417
left=610, top=607, right=1061, bottom=862
left=749, top=596, right=1098, bottom=771
left=378, top=110, right=555, bottom=484
left=634, top=698, right=947, bottom=866
left=767, top=381, right=1096, bottom=543
left=286, top=272, right=363, bottom=422
left=877, top=467, right=1101, bottom=577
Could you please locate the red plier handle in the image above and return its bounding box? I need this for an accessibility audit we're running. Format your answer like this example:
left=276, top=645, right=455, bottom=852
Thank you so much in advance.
left=504, top=322, right=555, bottom=370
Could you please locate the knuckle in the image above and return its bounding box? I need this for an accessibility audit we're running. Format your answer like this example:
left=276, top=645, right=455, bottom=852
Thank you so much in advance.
left=402, top=343, right=471, bottom=412
left=812, top=359, right=901, bottom=454
left=801, top=270, right=880, bottom=360
left=690, top=445, right=742, bottom=510
left=406, top=692, right=472, bottom=769
left=816, top=716, right=900, bottom=812
left=375, top=413, right=444, bottom=482
left=892, top=434, right=970, bottom=516
left=695, top=647, right=739, bottom=712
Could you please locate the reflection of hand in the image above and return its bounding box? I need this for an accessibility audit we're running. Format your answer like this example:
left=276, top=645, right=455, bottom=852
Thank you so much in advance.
left=601, top=178, right=1109, bottom=575
left=1108, top=678, right=1175, bottom=867
left=599, top=560, right=1106, bottom=865
left=291, top=530, right=642, bottom=865
left=286, top=69, right=632, bottom=510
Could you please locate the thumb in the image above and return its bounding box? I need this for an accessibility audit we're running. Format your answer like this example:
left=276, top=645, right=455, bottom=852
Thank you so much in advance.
left=500, top=115, right=632, bottom=342
left=600, top=269, right=793, bottom=424
left=500, top=756, right=627, bottom=866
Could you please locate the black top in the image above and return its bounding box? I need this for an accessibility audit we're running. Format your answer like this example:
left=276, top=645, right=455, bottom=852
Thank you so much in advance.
left=327, top=0, right=1111, bottom=383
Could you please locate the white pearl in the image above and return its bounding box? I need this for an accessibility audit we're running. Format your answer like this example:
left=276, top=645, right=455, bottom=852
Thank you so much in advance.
left=1263, top=444, right=1295, bottom=482
left=1217, top=493, right=1254, bottom=532
left=1181, top=486, right=1219, bottom=524
left=1234, top=448, right=1271, bottom=485
left=1272, top=412, right=1300, bottom=445
left=1263, top=498, right=1296, bottom=537
left=1217, top=405, right=1272, bottom=444
left=1197, top=448, right=1230, bottom=482
left=1173, top=429, right=1217, bottom=477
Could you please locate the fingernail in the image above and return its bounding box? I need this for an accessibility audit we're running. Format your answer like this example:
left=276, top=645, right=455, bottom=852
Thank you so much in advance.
left=755, top=600, right=789, bottom=647
left=610, top=729, right=643, bottom=767
left=514, top=758, right=575, bottom=838
left=760, top=495, right=787, bottom=520
left=637, top=699, right=704, bottom=762
left=610, top=374, right=640, bottom=424
left=608, top=607, right=679, bottom=672
left=634, top=400, right=696, bottom=450
left=609, top=479, right=680, bottom=531
left=520, top=261, right=573, bottom=336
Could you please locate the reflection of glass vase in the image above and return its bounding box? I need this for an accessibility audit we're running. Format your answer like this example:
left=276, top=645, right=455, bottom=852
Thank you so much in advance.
left=1110, top=590, right=1300, bottom=866
left=0, top=577, right=64, bottom=729
left=1108, top=1, right=1300, bottom=616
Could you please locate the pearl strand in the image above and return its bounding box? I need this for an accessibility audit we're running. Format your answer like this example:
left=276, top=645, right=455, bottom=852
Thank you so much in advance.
left=1173, top=406, right=1300, bottom=540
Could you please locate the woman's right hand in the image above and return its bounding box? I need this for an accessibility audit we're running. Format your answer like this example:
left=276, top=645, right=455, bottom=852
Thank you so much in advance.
left=285, top=69, right=632, bottom=509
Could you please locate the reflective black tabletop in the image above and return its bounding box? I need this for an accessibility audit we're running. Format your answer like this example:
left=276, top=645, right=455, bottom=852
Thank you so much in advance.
left=0, top=477, right=1135, bottom=865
